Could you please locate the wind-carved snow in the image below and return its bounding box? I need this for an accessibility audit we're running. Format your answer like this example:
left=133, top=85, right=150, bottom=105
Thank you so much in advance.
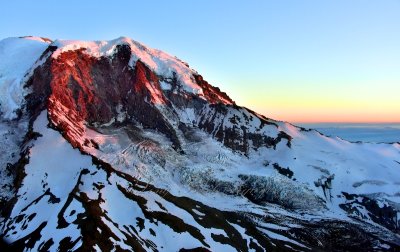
left=2, top=111, right=94, bottom=249
left=91, top=171, right=237, bottom=251
left=0, top=37, right=49, bottom=119
left=52, top=37, right=205, bottom=96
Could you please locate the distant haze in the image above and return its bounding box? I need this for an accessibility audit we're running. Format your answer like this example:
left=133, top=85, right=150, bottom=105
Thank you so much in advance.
left=298, top=123, right=400, bottom=143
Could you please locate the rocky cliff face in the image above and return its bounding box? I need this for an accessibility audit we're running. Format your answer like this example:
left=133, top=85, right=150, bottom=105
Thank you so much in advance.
left=0, top=37, right=399, bottom=251
left=26, top=40, right=290, bottom=155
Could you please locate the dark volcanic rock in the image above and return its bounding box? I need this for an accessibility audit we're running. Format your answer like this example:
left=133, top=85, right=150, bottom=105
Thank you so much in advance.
left=340, top=192, right=400, bottom=233
left=24, top=43, right=292, bottom=154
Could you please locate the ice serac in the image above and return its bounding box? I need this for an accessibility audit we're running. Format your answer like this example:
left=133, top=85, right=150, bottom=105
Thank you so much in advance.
left=0, top=36, right=400, bottom=251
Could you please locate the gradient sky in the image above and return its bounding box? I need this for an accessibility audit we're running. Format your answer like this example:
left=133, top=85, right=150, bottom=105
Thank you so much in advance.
left=1, top=1, right=399, bottom=123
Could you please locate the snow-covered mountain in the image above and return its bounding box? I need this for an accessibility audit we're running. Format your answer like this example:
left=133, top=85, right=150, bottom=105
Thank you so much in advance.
left=0, top=36, right=399, bottom=251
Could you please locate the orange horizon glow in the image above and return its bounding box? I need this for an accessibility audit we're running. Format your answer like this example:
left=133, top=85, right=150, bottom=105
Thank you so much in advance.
left=252, top=106, right=400, bottom=124
left=270, top=115, right=400, bottom=124
left=251, top=106, right=400, bottom=124
left=221, top=78, right=400, bottom=124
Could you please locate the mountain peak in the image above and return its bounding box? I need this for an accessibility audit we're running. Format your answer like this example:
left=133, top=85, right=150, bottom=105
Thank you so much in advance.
left=50, top=36, right=233, bottom=104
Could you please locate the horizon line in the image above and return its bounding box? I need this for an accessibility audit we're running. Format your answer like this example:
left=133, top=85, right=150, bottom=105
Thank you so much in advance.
left=292, top=121, right=400, bottom=124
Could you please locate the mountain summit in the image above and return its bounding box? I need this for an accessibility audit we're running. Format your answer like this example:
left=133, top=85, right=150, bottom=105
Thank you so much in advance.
left=0, top=36, right=399, bottom=251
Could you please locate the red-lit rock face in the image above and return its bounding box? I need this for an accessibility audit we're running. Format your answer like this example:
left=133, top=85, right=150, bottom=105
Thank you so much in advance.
left=48, top=45, right=169, bottom=125
left=27, top=45, right=181, bottom=149
left=193, top=74, right=234, bottom=105
left=26, top=44, right=287, bottom=153
left=132, top=60, right=167, bottom=105
left=50, top=48, right=96, bottom=121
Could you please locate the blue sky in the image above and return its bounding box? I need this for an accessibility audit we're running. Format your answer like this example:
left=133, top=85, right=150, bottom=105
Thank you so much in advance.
left=1, top=0, right=399, bottom=122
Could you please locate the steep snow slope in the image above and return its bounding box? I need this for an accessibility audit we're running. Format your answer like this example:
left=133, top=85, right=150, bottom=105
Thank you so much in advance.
left=0, top=37, right=50, bottom=119
left=0, top=36, right=399, bottom=251
left=0, top=37, right=50, bottom=208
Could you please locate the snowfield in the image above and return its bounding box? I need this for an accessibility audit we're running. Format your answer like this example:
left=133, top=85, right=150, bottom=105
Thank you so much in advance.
left=0, top=37, right=49, bottom=120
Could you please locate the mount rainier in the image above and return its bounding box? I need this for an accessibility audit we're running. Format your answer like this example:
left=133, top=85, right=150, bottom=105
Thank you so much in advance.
left=0, top=36, right=399, bottom=251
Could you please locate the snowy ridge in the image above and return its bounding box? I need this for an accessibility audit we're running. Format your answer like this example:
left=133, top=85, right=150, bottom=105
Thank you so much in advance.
left=52, top=37, right=207, bottom=97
